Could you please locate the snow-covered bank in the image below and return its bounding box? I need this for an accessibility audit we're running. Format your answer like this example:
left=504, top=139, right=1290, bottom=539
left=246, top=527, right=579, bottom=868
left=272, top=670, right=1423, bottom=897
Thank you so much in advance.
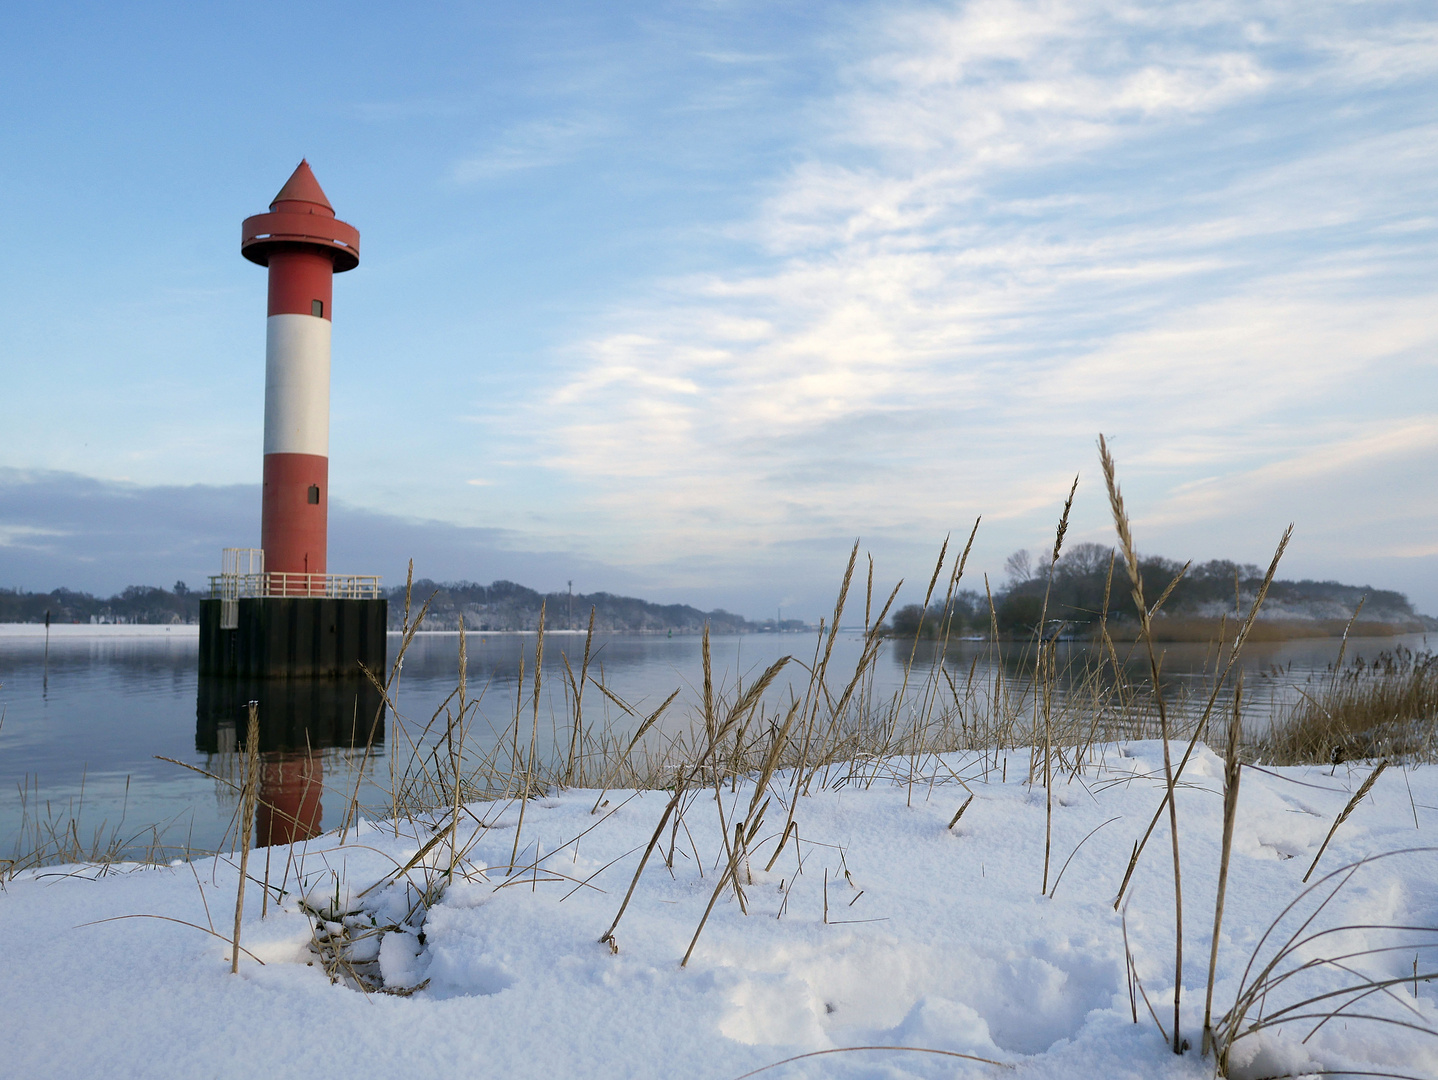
left=0, top=622, right=198, bottom=638
left=2, top=744, right=1435, bottom=1079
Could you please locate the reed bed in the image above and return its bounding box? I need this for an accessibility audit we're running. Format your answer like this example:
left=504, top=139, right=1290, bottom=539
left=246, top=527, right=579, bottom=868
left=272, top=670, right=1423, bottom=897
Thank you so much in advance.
left=2, top=772, right=192, bottom=879
left=1259, top=645, right=1438, bottom=766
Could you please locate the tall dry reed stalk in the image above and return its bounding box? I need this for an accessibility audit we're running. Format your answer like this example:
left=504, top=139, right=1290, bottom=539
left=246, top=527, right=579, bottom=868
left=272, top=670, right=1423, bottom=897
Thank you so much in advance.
left=1202, top=674, right=1243, bottom=1056
left=510, top=601, right=545, bottom=873
left=1037, top=476, right=1078, bottom=895
left=1302, top=759, right=1388, bottom=884
left=1099, top=434, right=1188, bottom=1054
left=231, top=700, right=260, bottom=974
left=1110, top=522, right=1291, bottom=911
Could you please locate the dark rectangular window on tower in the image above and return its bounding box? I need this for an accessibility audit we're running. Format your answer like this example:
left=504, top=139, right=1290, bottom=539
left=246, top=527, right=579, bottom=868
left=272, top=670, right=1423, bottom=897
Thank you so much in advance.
left=307, top=485, right=320, bottom=505
left=311, top=299, right=324, bottom=317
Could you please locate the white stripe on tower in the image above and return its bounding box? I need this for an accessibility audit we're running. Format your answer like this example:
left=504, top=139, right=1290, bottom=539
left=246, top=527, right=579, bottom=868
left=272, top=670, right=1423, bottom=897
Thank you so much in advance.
left=263, top=314, right=331, bottom=456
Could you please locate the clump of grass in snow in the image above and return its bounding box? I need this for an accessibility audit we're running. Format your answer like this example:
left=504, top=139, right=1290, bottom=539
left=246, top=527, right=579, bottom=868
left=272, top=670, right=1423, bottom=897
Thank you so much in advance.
left=1212, top=850, right=1438, bottom=1078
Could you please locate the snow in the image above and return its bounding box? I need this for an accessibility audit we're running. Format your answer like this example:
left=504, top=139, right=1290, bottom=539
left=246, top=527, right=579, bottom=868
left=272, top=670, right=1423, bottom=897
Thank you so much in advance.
left=3, top=743, right=1436, bottom=1079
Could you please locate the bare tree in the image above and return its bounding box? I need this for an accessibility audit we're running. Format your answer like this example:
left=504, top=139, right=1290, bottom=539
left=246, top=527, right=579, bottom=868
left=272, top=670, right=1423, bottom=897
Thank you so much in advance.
left=1056, top=542, right=1111, bottom=579
left=1004, top=549, right=1035, bottom=584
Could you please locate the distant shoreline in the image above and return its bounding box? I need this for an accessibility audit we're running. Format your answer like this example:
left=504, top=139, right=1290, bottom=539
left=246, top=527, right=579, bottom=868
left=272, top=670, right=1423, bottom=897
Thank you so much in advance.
left=1102, top=617, right=1428, bottom=643
left=882, top=618, right=1430, bottom=645
left=0, top=623, right=808, bottom=640
left=3, top=619, right=1428, bottom=645
left=0, top=623, right=200, bottom=638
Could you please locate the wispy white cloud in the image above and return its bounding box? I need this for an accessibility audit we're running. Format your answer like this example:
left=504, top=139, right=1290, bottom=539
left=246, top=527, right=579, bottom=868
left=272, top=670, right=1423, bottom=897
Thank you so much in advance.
left=351, top=97, right=475, bottom=123
left=449, top=114, right=614, bottom=182
left=0, top=523, right=72, bottom=548
left=1146, top=419, right=1438, bottom=525
left=507, top=0, right=1436, bottom=591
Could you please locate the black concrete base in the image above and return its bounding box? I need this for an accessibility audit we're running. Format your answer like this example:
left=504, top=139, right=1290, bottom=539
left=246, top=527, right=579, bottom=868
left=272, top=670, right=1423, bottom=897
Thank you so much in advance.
left=199, top=597, right=388, bottom=678
left=195, top=675, right=385, bottom=753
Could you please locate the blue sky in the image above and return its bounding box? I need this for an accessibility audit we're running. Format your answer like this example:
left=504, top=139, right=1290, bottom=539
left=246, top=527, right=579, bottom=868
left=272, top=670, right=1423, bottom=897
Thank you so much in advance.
left=1, top=0, right=1435, bottom=619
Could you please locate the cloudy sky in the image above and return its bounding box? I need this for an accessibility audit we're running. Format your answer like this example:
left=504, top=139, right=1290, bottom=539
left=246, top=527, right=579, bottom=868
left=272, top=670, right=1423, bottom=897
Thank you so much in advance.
left=2, top=0, right=1434, bottom=618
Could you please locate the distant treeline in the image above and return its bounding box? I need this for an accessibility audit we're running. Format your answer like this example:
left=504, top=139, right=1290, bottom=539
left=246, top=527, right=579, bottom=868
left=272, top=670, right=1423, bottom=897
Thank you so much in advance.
left=0, top=578, right=794, bottom=634
left=5, top=549, right=1427, bottom=637
left=388, top=579, right=793, bottom=634
left=0, top=578, right=806, bottom=634
left=0, top=583, right=201, bottom=625
left=885, top=543, right=1432, bottom=639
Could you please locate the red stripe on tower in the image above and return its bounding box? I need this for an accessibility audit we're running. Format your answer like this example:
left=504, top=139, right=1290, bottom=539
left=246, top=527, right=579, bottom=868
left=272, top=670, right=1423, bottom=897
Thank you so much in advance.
left=241, top=162, right=360, bottom=586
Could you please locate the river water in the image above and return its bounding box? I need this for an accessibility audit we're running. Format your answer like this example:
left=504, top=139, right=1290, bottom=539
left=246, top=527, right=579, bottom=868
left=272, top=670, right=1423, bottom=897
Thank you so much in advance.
left=1, top=628, right=1427, bottom=861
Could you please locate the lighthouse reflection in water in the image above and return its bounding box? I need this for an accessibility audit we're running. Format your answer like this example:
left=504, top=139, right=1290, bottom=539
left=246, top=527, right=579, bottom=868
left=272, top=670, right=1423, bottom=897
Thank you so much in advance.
left=196, top=678, right=384, bottom=846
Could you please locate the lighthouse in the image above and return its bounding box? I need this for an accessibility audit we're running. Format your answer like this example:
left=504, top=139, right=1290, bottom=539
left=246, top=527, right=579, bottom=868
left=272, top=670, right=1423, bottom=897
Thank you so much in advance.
left=198, top=162, right=386, bottom=680
left=241, top=160, right=359, bottom=583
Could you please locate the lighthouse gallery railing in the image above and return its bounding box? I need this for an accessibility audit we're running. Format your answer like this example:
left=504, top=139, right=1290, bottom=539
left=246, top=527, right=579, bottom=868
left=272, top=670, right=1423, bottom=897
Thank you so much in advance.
left=209, top=572, right=383, bottom=628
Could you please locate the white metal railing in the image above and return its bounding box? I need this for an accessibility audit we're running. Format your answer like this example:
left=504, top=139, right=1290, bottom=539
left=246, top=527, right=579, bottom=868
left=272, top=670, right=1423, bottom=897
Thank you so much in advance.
left=210, top=547, right=381, bottom=628
left=222, top=547, right=264, bottom=577
left=215, top=549, right=265, bottom=628
left=208, top=573, right=383, bottom=601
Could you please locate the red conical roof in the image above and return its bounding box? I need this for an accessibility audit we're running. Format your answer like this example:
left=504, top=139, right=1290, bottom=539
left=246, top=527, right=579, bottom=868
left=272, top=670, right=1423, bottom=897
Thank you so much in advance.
left=270, top=160, right=334, bottom=216
left=243, top=160, right=359, bottom=271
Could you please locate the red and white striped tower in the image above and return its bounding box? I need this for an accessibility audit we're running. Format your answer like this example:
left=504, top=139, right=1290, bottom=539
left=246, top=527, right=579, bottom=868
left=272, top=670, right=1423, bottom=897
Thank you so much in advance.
left=241, top=161, right=360, bottom=589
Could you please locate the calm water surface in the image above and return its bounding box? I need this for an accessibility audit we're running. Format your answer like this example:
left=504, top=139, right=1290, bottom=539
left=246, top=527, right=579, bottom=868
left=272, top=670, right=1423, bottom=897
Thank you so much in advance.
left=1, top=628, right=1426, bottom=859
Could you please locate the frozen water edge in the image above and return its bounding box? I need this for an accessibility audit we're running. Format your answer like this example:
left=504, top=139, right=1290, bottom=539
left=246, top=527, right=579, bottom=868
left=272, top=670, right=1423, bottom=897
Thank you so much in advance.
left=2, top=743, right=1436, bottom=1080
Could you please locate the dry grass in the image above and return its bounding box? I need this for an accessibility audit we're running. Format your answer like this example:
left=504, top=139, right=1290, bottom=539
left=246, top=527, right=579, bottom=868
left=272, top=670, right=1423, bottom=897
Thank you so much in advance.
left=1259, top=646, right=1438, bottom=766
left=1106, top=617, right=1423, bottom=643
left=2, top=772, right=190, bottom=880
left=1212, top=850, right=1438, bottom=1078
left=1, top=534, right=1242, bottom=880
